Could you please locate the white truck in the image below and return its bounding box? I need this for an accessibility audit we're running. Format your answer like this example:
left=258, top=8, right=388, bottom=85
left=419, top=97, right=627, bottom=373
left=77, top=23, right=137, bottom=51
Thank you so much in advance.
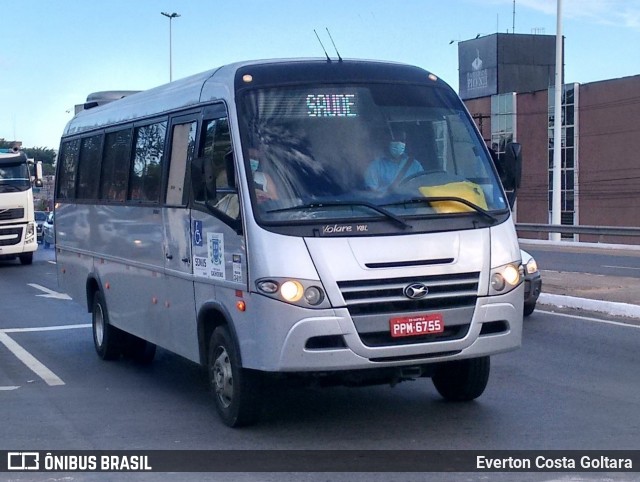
left=0, top=147, right=42, bottom=265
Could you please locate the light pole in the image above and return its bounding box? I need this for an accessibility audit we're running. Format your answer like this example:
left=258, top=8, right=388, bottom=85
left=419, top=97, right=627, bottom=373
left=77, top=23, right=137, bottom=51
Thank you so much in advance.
left=161, top=11, right=180, bottom=82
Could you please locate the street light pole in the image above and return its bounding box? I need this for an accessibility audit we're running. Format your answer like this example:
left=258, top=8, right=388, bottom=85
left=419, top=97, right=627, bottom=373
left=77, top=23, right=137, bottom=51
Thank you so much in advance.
left=161, top=11, right=180, bottom=82
left=551, top=0, right=563, bottom=241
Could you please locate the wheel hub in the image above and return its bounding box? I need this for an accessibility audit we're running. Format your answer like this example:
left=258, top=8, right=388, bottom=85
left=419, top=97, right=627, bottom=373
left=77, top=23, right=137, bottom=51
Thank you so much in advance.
left=212, top=348, right=233, bottom=408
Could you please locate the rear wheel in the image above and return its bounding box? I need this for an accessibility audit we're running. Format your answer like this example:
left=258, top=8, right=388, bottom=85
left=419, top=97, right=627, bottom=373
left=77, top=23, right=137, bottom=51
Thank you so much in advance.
left=92, top=291, right=123, bottom=360
left=124, top=334, right=157, bottom=364
left=208, top=326, right=262, bottom=427
left=432, top=356, right=490, bottom=401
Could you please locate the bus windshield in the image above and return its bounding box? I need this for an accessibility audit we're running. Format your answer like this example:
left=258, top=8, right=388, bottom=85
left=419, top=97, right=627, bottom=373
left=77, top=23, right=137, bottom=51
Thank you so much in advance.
left=0, top=161, right=30, bottom=193
left=238, top=82, right=507, bottom=226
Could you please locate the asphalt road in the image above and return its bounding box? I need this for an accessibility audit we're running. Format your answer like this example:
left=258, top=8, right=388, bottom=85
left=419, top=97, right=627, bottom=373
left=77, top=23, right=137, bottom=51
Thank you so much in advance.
left=522, top=242, right=640, bottom=278
left=1, top=247, right=639, bottom=481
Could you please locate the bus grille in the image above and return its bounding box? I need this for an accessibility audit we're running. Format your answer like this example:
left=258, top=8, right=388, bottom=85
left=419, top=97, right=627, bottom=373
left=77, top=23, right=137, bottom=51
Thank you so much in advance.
left=0, top=227, right=23, bottom=246
left=338, top=272, right=479, bottom=347
left=0, top=208, right=25, bottom=221
left=338, top=272, right=480, bottom=316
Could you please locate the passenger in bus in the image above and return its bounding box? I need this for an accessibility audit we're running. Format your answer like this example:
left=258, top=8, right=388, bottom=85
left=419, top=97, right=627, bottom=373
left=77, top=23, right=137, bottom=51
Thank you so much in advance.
left=248, top=147, right=279, bottom=202
left=364, top=131, right=423, bottom=190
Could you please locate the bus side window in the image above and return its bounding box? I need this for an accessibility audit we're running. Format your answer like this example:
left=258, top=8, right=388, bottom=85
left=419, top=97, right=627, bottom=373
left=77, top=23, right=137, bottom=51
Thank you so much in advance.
left=166, top=122, right=196, bottom=206
left=129, top=121, right=167, bottom=203
left=56, top=139, right=80, bottom=200
left=101, top=129, right=132, bottom=202
left=197, top=117, right=239, bottom=219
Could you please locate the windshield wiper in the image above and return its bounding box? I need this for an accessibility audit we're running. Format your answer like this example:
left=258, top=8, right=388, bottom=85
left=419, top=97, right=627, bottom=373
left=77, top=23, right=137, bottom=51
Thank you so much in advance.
left=382, top=196, right=499, bottom=223
left=267, top=201, right=412, bottom=229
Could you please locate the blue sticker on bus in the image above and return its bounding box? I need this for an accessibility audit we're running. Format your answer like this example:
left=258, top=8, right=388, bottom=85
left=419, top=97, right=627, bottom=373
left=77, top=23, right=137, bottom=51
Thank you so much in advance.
left=193, top=220, right=203, bottom=247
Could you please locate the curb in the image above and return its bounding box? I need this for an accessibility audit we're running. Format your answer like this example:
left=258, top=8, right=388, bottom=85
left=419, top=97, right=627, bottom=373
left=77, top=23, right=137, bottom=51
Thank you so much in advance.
left=539, top=293, right=640, bottom=319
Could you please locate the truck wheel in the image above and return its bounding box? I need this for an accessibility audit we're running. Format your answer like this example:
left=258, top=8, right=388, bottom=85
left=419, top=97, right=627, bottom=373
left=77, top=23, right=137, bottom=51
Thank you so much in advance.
left=92, top=291, right=122, bottom=360
left=19, top=253, right=33, bottom=265
left=208, top=326, right=262, bottom=427
left=432, top=356, right=490, bottom=401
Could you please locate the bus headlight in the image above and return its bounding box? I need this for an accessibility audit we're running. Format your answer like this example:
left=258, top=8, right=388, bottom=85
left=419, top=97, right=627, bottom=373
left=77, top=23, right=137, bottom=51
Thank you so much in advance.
left=256, top=278, right=328, bottom=308
left=489, top=262, right=522, bottom=295
left=280, top=280, right=304, bottom=302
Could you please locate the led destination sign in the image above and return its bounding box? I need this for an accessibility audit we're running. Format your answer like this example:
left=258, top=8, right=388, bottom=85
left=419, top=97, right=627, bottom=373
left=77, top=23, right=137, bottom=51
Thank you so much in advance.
left=255, top=91, right=359, bottom=118
left=306, top=93, right=357, bottom=117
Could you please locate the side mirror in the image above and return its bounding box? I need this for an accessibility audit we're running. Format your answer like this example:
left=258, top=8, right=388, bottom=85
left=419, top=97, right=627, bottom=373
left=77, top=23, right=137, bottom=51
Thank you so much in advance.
left=29, top=160, right=44, bottom=188
left=501, top=142, right=522, bottom=191
left=499, top=142, right=522, bottom=208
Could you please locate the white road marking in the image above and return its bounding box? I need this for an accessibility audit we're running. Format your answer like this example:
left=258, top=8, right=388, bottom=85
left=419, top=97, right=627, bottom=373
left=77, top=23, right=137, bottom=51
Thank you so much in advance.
left=602, top=265, right=640, bottom=271
left=538, top=309, right=640, bottom=329
left=0, top=324, right=90, bottom=388
left=27, top=283, right=71, bottom=300
left=0, top=331, right=65, bottom=386
left=47, top=260, right=56, bottom=265
left=3, top=324, right=91, bottom=333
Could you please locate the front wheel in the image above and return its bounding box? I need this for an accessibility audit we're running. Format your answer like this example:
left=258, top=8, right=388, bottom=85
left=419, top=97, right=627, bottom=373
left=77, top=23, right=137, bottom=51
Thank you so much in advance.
left=19, top=252, right=33, bottom=265
left=432, top=356, right=490, bottom=401
left=208, top=326, right=262, bottom=427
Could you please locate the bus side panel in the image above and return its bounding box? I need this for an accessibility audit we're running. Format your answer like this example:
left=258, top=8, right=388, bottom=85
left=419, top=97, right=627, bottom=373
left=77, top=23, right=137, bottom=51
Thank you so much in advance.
left=57, top=204, right=170, bottom=345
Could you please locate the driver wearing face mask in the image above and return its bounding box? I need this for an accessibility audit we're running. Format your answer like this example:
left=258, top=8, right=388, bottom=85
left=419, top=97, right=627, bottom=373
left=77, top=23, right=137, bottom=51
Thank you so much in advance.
left=248, top=147, right=279, bottom=202
left=364, top=131, right=423, bottom=190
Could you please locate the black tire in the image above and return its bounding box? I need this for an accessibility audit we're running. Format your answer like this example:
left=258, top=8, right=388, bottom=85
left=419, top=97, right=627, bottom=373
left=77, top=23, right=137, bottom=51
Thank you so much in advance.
left=208, top=326, right=262, bottom=427
left=432, top=356, right=490, bottom=401
left=523, top=302, right=536, bottom=317
left=92, top=291, right=123, bottom=360
left=124, top=333, right=157, bottom=364
left=19, top=252, right=33, bottom=265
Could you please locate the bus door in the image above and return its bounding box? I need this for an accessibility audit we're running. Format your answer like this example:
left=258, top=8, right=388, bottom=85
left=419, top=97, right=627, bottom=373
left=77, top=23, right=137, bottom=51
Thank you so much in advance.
left=190, top=106, right=249, bottom=320
left=162, top=115, right=199, bottom=359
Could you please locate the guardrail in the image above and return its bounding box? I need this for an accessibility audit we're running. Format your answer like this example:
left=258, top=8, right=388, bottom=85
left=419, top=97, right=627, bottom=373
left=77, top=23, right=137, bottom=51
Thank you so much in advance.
left=516, top=223, right=640, bottom=240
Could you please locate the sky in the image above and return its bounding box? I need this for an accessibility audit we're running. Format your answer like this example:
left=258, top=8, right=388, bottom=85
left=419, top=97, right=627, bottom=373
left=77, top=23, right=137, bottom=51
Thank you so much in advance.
left=1, top=0, right=639, bottom=150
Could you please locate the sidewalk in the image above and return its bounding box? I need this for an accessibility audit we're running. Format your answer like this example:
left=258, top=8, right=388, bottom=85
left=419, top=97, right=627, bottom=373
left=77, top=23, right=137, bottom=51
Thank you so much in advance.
left=536, top=270, right=640, bottom=319
left=519, top=239, right=640, bottom=319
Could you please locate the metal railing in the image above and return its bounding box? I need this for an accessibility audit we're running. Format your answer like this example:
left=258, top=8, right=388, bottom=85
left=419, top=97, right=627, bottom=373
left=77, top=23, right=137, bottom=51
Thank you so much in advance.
left=516, top=223, right=640, bottom=241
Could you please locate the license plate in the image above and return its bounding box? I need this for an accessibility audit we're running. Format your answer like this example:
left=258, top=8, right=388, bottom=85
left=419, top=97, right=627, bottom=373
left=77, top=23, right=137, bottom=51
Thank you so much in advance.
left=389, top=314, right=444, bottom=338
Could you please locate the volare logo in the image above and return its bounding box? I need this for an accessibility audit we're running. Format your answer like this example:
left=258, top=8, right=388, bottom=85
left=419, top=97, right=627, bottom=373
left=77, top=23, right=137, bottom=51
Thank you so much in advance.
left=322, top=224, right=353, bottom=234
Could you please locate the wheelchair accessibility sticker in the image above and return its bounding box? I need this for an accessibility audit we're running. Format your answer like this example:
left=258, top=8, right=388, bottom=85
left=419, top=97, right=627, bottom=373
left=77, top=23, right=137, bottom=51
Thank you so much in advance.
left=193, top=220, right=203, bottom=247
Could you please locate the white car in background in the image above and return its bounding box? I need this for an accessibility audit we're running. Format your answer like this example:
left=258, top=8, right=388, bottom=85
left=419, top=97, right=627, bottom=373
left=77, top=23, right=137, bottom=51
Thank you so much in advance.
left=521, top=249, right=542, bottom=316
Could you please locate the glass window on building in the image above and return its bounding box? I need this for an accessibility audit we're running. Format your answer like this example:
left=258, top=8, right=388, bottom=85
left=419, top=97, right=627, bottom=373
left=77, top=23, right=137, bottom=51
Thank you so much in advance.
left=490, top=93, right=517, bottom=158
left=548, top=83, right=579, bottom=239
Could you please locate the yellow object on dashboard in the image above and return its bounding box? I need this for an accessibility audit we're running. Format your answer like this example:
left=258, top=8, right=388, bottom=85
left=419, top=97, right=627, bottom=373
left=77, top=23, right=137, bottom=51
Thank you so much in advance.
left=418, top=181, right=487, bottom=213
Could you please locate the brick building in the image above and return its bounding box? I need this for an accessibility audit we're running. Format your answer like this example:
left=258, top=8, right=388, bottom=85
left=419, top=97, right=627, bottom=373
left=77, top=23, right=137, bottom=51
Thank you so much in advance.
left=458, top=34, right=640, bottom=244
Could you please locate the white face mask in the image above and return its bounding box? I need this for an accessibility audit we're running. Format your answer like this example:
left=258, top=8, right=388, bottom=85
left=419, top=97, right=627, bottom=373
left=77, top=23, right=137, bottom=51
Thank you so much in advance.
left=389, top=141, right=406, bottom=158
left=250, top=158, right=260, bottom=172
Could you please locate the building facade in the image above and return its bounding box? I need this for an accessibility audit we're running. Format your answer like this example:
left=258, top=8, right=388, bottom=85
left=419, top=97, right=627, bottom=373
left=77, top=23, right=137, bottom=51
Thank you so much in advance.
left=460, top=34, right=640, bottom=245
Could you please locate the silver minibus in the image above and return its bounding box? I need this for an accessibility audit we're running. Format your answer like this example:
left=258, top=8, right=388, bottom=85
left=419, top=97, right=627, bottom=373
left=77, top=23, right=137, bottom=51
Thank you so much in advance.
left=55, top=58, right=523, bottom=427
